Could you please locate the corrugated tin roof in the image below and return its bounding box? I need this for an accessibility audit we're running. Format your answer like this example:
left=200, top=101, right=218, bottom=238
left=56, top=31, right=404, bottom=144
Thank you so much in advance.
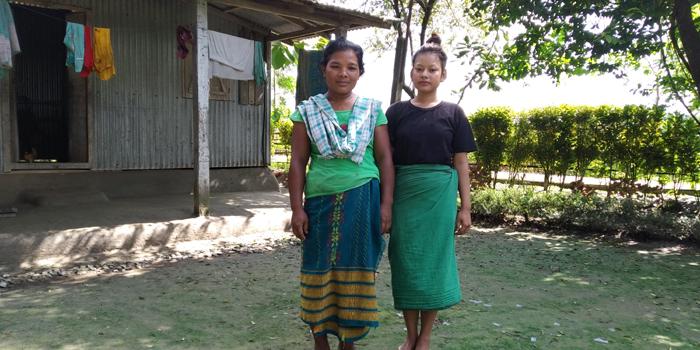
left=208, top=0, right=395, bottom=42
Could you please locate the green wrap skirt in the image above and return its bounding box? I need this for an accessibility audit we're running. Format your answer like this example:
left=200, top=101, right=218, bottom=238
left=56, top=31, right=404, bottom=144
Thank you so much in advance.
left=389, top=164, right=461, bottom=310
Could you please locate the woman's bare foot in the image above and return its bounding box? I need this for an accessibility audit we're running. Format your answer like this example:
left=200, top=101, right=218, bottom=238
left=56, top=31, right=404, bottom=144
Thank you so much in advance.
left=339, top=341, right=355, bottom=350
left=314, top=335, right=330, bottom=350
left=398, top=338, right=416, bottom=350
left=414, top=337, right=430, bottom=350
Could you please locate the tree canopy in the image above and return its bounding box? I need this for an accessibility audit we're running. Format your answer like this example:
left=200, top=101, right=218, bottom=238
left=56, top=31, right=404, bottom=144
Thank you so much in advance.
left=462, top=0, right=700, bottom=124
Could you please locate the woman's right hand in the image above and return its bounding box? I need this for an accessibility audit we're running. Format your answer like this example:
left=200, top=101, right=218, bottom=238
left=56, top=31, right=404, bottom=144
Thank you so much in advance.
left=291, top=209, right=309, bottom=240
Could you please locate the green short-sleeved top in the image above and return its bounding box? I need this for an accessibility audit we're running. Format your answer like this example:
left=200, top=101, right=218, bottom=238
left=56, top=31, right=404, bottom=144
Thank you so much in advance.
left=290, top=108, right=387, bottom=198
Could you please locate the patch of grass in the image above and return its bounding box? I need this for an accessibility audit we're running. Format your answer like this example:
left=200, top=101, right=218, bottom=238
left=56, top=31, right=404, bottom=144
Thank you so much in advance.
left=0, top=230, right=699, bottom=349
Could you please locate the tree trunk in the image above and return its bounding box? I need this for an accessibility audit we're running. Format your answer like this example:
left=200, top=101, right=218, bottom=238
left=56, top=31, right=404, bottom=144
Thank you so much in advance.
left=390, top=29, right=408, bottom=103
left=673, top=0, right=700, bottom=100
left=390, top=0, right=414, bottom=104
left=417, top=0, right=437, bottom=45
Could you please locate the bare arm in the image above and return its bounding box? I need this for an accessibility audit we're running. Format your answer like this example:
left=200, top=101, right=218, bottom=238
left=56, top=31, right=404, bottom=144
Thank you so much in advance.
left=453, top=152, right=472, bottom=235
left=373, top=125, right=394, bottom=233
left=289, top=122, right=311, bottom=239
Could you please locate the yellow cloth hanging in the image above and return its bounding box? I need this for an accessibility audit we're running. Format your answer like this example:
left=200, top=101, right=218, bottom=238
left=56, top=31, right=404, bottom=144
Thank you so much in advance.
left=93, top=27, right=115, bottom=81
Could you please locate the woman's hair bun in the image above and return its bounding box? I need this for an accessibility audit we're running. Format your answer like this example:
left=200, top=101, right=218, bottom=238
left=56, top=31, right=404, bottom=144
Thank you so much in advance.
left=426, top=33, right=442, bottom=46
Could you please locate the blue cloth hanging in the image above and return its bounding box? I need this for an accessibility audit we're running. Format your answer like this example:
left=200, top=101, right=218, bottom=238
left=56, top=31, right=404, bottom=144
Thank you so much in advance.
left=64, top=22, right=84, bottom=73
left=0, top=0, right=20, bottom=79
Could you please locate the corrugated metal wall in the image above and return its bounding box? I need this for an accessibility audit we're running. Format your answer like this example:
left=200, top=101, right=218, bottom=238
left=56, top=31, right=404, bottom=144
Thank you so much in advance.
left=8, top=0, right=267, bottom=170
left=0, top=76, right=7, bottom=172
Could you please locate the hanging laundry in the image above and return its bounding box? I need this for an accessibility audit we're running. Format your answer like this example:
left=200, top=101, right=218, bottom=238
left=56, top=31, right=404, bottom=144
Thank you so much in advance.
left=93, top=27, right=115, bottom=80
left=80, top=24, right=93, bottom=77
left=176, top=25, right=192, bottom=59
left=0, top=0, right=20, bottom=79
left=208, top=31, right=253, bottom=80
left=254, top=41, right=266, bottom=86
left=64, top=22, right=85, bottom=73
left=295, top=50, right=327, bottom=104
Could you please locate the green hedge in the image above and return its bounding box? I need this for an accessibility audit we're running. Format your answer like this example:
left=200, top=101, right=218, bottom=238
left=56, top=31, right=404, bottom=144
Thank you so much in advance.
left=469, top=105, right=700, bottom=195
left=470, top=107, right=513, bottom=188
left=471, top=188, right=700, bottom=242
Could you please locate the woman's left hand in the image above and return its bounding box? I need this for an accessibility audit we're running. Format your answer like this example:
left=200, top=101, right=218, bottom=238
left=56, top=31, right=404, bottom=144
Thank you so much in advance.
left=380, top=202, right=392, bottom=234
left=455, top=208, right=471, bottom=235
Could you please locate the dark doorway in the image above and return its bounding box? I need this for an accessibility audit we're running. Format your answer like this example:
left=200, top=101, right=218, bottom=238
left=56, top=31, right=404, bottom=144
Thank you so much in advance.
left=12, top=4, right=88, bottom=164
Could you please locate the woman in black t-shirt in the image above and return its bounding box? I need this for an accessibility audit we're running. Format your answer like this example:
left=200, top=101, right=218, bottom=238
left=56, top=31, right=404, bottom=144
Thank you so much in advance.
left=386, top=33, right=477, bottom=350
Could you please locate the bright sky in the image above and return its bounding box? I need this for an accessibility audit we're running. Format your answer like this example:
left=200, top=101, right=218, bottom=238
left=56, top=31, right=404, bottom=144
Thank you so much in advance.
left=345, top=27, right=658, bottom=115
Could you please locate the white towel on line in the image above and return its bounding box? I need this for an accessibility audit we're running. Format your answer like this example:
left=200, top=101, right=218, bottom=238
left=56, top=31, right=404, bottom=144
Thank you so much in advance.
left=208, top=30, right=253, bottom=80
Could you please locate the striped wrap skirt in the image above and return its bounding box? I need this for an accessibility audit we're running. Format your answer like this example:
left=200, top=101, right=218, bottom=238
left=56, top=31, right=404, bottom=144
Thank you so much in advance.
left=299, top=179, right=385, bottom=342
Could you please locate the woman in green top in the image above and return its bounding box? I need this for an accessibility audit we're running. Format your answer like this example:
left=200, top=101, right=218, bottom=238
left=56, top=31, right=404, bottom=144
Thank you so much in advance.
left=288, top=38, right=394, bottom=350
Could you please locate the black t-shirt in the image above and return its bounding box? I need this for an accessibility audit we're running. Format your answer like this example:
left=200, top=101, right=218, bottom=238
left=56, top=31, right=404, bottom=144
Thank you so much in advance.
left=387, top=101, right=477, bottom=166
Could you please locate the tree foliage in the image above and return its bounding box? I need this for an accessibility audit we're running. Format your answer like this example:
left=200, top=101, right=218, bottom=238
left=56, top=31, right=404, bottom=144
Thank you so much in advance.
left=463, top=0, right=700, bottom=125
left=352, top=0, right=469, bottom=102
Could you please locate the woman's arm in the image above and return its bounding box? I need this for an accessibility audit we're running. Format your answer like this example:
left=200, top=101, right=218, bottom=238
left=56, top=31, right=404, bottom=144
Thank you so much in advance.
left=289, top=122, right=311, bottom=240
left=453, top=152, right=472, bottom=235
left=373, top=125, right=394, bottom=233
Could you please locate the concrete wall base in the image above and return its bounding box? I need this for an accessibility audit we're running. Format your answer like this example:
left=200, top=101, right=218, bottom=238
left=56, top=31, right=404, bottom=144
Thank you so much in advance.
left=0, top=191, right=292, bottom=274
left=0, top=167, right=279, bottom=207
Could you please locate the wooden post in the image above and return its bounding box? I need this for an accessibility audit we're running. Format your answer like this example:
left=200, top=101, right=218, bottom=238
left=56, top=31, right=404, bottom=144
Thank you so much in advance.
left=193, top=0, right=210, bottom=216
left=0, top=72, right=9, bottom=173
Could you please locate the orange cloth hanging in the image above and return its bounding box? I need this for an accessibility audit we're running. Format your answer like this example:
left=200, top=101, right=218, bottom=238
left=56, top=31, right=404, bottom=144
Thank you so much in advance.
left=93, top=27, right=115, bottom=80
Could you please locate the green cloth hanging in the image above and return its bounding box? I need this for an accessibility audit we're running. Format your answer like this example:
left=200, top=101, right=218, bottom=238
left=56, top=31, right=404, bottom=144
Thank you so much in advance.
left=254, top=41, right=265, bottom=86
left=295, top=49, right=327, bottom=105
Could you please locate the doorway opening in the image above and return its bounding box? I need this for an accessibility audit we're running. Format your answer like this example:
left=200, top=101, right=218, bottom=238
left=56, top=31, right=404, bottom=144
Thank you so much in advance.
left=11, top=4, right=88, bottom=166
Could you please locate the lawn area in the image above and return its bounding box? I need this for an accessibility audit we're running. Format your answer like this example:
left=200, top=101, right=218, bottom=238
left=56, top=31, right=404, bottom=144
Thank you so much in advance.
left=0, top=228, right=698, bottom=349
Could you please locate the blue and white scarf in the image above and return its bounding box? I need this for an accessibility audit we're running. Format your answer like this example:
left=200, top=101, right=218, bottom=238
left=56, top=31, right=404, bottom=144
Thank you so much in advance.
left=297, top=93, right=380, bottom=164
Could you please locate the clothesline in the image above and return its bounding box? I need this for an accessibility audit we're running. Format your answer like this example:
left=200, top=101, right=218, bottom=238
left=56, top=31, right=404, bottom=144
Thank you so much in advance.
left=4, top=1, right=265, bottom=84
left=2, top=2, right=116, bottom=80
left=12, top=5, right=257, bottom=34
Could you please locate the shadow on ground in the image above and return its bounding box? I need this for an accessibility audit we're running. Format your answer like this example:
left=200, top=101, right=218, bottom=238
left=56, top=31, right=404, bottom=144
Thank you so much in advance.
left=0, top=192, right=292, bottom=273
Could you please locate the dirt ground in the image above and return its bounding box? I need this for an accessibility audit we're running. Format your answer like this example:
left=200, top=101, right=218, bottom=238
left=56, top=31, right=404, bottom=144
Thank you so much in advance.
left=1, top=228, right=699, bottom=349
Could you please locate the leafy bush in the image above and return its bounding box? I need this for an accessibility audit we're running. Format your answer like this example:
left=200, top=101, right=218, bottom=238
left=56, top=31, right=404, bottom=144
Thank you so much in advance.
left=470, top=107, right=514, bottom=188
left=270, top=102, right=293, bottom=171
left=505, top=116, right=533, bottom=185
left=523, top=107, right=573, bottom=190
left=571, top=106, right=598, bottom=180
left=277, top=118, right=293, bottom=147
left=662, top=112, right=700, bottom=197
left=469, top=104, right=698, bottom=197
left=471, top=188, right=700, bottom=242
left=617, top=105, right=664, bottom=192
